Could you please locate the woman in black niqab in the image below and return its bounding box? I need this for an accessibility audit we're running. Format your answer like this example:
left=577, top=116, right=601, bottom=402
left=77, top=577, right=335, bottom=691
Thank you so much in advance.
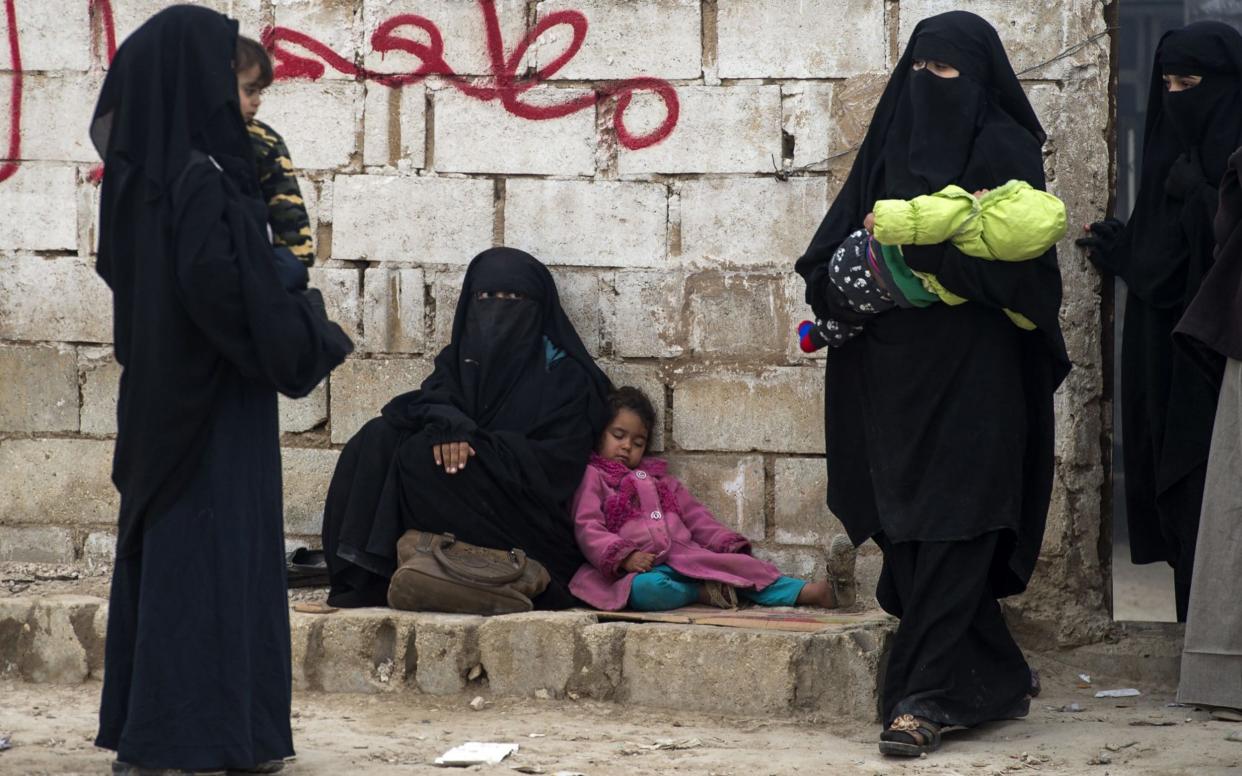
left=92, top=6, right=353, bottom=772
left=322, top=247, right=612, bottom=610
left=1079, top=21, right=1242, bottom=622
left=796, top=11, right=1067, bottom=755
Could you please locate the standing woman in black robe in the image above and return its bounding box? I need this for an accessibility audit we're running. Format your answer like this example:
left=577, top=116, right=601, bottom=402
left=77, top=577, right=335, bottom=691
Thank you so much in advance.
left=322, top=248, right=612, bottom=609
left=796, top=12, right=1069, bottom=756
left=1079, top=22, right=1242, bottom=622
left=91, top=7, right=354, bottom=773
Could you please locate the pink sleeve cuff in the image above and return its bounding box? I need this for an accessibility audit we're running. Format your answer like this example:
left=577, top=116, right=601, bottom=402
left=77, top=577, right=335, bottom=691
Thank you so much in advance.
left=713, top=533, right=751, bottom=554
left=600, top=538, right=640, bottom=576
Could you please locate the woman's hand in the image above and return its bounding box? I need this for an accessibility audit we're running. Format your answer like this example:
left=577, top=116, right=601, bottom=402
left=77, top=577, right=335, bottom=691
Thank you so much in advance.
left=622, top=551, right=657, bottom=574
left=432, top=441, right=475, bottom=474
left=973, top=188, right=990, bottom=198
left=1075, top=218, right=1125, bottom=270
left=864, top=212, right=876, bottom=233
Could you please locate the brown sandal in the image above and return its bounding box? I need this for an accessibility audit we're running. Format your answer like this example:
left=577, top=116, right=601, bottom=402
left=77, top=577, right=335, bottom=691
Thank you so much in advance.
left=879, top=714, right=942, bottom=757
left=702, top=580, right=739, bottom=609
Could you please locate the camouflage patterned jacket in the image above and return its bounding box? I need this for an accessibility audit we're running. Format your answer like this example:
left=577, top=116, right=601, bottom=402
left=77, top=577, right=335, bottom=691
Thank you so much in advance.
left=248, top=119, right=315, bottom=266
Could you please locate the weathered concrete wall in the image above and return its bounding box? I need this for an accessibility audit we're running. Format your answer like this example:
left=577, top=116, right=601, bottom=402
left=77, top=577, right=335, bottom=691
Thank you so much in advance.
left=0, top=1, right=1112, bottom=644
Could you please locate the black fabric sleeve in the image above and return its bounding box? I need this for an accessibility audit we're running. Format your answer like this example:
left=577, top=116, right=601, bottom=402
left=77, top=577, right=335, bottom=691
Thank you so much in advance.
left=911, top=242, right=1063, bottom=333
left=173, top=164, right=353, bottom=398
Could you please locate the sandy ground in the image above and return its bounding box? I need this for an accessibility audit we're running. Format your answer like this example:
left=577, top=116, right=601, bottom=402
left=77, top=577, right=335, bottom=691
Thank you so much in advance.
left=2, top=665, right=1241, bottom=776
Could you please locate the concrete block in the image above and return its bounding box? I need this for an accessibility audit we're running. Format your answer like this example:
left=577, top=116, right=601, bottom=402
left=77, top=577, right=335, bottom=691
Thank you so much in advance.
left=79, top=346, right=120, bottom=436
left=477, top=611, right=598, bottom=698
left=259, top=80, right=364, bottom=171
left=282, top=447, right=340, bottom=536
left=309, top=267, right=363, bottom=343
left=300, top=608, right=417, bottom=693
left=362, top=83, right=427, bottom=169
left=329, top=357, right=434, bottom=443
left=680, top=178, right=827, bottom=269
left=899, top=1, right=1094, bottom=79
left=433, top=87, right=596, bottom=176
left=0, top=344, right=78, bottom=433
left=0, top=167, right=78, bottom=251
left=84, top=531, right=116, bottom=570
left=360, top=0, right=528, bottom=79
left=664, top=454, right=765, bottom=539
left=604, top=271, right=684, bottom=359
left=332, top=175, right=494, bottom=264
left=781, top=82, right=836, bottom=172
left=548, top=269, right=604, bottom=357
left=361, top=266, right=426, bottom=354
left=279, top=380, right=329, bottom=434
left=685, top=272, right=789, bottom=360
left=793, top=625, right=892, bottom=720
left=23, top=596, right=106, bottom=683
left=409, top=613, right=484, bottom=695
left=621, top=624, right=809, bottom=716
left=826, top=71, right=891, bottom=167
left=598, top=361, right=666, bottom=452
left=505, top=179, right=668, bottom=268
left=11, top=0, right=92, bottom=71
left=0, top=255, right=112, bottom=343
left=0, top=599, right=35, bottom=678
left=14, top=74, right=103, bottom=162
left=673, top=368, right=824, bottom=454
left=534, top=0, right=701, bottom=80
left=567, top=622, right=626, bottom=700
left=752, top=544, right=827, bottom=581
left=0, top=439, right=117, bottom=526
left=618, top=86, right=782, bottom=175
left=717, top=0, right=886, bottom=78
left=0, top=526, right=76, bottom=564
left=428, top=269, right=465, bottom=352
left=272, top=0, right=363, bottom=82
left=773, top=457, right=846, bottom=545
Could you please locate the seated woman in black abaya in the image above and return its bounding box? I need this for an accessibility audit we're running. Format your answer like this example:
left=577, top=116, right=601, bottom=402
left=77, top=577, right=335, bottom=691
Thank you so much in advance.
left=323, top=248, right=612, bottom=609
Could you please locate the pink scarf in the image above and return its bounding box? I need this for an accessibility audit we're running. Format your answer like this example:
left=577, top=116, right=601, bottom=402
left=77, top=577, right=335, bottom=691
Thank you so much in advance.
left=589, top=453, right=680, bottom=533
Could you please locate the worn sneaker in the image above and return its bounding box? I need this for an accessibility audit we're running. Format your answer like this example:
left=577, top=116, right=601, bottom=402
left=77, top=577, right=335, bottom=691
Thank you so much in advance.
left=827, top=534, right=858, bottom=609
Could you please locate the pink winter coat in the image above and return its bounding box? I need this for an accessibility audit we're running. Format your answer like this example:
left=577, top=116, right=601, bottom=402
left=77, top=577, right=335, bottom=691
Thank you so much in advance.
left=568, top=455, right=783, bottom=611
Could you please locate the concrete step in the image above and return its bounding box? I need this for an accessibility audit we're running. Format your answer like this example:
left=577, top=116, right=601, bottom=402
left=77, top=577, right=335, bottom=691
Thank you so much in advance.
left=0, top=595, right=894, bottom=722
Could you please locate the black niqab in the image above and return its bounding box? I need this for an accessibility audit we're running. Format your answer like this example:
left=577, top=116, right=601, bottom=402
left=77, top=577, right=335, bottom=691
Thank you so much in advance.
left=795, top=11, right=1066, bottom=597
left=1110, top=21, right=1242, bottom=306
left=323, top=249, right=611, bottom=609
left=92, top=5, right=353, bottom=555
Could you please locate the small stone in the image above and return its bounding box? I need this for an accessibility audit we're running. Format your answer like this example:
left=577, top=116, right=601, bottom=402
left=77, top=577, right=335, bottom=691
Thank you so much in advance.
left=469, top=696, right=488, bottom=711
left=534, top=689, right=552, bottom=700
left=467, top=664, right=483, bottom=681
left=1226, top=730, right=1242, bottom=743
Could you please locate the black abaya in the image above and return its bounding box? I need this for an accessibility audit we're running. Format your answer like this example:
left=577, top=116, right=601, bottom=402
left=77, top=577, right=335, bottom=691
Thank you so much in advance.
left=323, top=248, right=612, bottom=609
left=91, top=7, right=353, bottom=769
left=796, top=12, right=1063, bottom=730
left=1090, top=22, right=1242, bottom=620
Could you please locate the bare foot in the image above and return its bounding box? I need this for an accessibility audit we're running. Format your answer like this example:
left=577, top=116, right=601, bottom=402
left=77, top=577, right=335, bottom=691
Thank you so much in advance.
left=796, top=580, right=835, bottom=608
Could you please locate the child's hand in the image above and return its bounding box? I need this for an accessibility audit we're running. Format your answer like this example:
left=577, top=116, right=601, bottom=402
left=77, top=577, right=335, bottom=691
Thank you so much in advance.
left=863, top=212, right=876, bottom=233
left=432, top=441, right=475, bottom=474
left=973, top=188, right=990, bottom=198
left=622, top=551, right=657, bottom=574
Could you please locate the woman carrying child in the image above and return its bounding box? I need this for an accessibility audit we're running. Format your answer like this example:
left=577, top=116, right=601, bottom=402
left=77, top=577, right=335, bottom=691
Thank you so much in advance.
left=91, top=7, right=354, bottom=773
left=570, top=387, right=847, bottom=612
left=795, top=11, right=1070, bottom=757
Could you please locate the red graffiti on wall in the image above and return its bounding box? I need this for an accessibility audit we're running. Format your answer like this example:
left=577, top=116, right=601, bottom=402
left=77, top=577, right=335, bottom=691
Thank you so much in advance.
left=0, top=0, right=678, bottom=184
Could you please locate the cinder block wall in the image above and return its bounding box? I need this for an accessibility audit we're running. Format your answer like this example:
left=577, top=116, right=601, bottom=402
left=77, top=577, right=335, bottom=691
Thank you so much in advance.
left=0, top=0, right=1112, bottom=644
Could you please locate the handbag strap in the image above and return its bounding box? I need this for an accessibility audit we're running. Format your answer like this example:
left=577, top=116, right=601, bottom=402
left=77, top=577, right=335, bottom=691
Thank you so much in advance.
left=432, top=535, right=528, bottom=585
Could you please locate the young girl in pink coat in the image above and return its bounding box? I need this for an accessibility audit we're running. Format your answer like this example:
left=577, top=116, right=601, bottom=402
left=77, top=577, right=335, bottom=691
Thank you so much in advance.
left=569, top=387, right=851, bottom=611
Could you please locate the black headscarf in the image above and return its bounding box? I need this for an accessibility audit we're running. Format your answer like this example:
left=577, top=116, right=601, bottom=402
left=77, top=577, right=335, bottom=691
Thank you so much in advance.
left=384, top=247, right=611, bottom=436
left=93, top=6, right=353, bottom=555
left=797, top=10, right=1065, bottom=369
left=1111, top=21, right=1242, bottom=306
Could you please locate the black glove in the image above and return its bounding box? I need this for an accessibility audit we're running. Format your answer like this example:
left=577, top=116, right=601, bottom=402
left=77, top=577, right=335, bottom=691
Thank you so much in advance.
left=1075, top=217, right=1124, bottom=270
left=1165, top=151, right=1207, bottom=200
left=273, top=246, right=310, bottom=293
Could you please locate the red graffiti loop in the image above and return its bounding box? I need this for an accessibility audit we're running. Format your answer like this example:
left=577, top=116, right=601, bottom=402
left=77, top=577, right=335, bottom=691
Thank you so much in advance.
left=264, top=1, right=679, bottom=151
left=1, top=0, right=23, bottom=183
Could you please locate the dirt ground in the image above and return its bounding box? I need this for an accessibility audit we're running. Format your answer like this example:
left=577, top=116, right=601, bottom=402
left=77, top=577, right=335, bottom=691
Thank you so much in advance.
left=2, top=662, right=1241, bottom=776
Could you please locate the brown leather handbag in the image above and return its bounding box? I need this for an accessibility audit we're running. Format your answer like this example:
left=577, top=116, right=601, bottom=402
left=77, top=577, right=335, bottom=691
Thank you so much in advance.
left=387, top=530, right=551, bottom=615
